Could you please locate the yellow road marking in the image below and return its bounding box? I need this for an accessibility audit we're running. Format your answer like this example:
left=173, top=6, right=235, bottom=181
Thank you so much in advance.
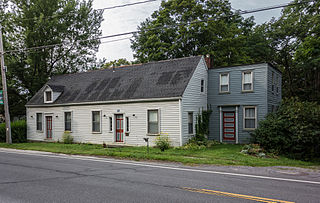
left=183, top=187, right=295, bottom=203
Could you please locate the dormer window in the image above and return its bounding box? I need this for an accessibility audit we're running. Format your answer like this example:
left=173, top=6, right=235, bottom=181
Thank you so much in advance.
left=45, top=90, right=53, bottom=103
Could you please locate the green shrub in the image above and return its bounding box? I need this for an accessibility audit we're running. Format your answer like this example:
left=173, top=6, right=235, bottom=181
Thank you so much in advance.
left=0, top=120, right=26, bottom=143
left=251, top=97, right=320, bottom=160
left=179, top=142, right=206, bottom=150
left=155, top=133, right=170, bottom=152
left=62, top=132, right=74, bottom=144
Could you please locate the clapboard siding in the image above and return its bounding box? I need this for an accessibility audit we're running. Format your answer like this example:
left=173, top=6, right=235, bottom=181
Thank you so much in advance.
left=181, top=57, right=208, bottom=145
left=208, top=63, right=269, bottom=143
left=27, top=100, right=181, bottom=146
left=267, top=65, right=282, bottom=112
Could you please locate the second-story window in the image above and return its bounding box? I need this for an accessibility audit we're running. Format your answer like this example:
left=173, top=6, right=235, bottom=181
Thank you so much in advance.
left=200, top=79, right=204, bottom=93
left=242, top=71, right=253, bottom=92
left=220, top=73, right=229, bottom=93
left=272, top=71, right=275, bottom=92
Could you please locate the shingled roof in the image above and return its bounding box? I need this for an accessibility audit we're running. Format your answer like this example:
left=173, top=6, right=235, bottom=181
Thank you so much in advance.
left=26, top=56, right=203, bottom=106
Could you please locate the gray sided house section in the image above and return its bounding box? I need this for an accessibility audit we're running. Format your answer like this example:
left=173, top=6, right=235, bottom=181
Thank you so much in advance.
left=208, top=63, right=281, bottom=143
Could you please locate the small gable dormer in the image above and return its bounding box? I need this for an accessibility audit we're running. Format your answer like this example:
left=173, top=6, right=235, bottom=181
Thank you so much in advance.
left=44, top=85, right=64, bottom=103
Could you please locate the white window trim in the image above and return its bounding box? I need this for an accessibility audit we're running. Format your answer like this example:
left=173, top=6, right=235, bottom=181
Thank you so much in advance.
left=219, top=73, right=229, bottom=93
left=44, top=90, right=53, bottom=103
left=146, top=108, right=160, bottom=135
left=242, top=71, right=254, bottom=92
left=36, top=112, right=43, bottom=132
left=109, top=116, right=113, bottom=132
left=200, top=79, right=205, bottom=93
left=92, top=110, right=102, bottom=134
left=188, top=112, right=194, bottom=135
left=63, top=111, right=73, bottom=132
left=243, top=106, right=257, bottom=130
left=125, top=116, right=130, bottom=133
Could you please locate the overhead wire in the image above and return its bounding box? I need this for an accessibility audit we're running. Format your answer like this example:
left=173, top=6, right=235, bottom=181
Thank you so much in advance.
left=3, top=0, right=315, bottom=55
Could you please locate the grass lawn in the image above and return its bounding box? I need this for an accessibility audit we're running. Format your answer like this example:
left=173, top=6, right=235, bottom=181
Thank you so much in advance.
left=0, top=142, right=318, bottom=168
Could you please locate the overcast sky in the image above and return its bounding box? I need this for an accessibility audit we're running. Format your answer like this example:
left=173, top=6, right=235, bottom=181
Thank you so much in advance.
left=92, top=0, right=292, bottom=62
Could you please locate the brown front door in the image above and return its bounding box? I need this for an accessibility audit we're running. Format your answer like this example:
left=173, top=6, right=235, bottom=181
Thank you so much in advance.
left=46, top=116, right=53, bottom=139
left=116, top=115, right=123, bottom=142
left=223, top=112, right=235, bottom=141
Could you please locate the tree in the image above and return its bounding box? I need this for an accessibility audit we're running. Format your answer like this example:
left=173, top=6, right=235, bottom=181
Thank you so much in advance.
left=102, top=58, right=131, bottom=69
left=131, top=0, right=260, bottom=66
left=260, top=0, right=320, bottom=102
left=1, top=0, right=103, bottom=117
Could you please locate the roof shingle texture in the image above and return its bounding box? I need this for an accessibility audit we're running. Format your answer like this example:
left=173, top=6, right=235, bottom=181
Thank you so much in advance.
left=27, top=56, right=202, bottom=106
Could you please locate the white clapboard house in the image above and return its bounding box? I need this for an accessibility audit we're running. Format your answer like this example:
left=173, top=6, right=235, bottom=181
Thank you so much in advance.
left=26, top=56, right=208, bottom=146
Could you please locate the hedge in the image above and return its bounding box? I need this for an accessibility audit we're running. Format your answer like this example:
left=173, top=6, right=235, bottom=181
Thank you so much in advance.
left=251, top=97, right=320, bottom=160
left=0, top=120, right=27, bottom=143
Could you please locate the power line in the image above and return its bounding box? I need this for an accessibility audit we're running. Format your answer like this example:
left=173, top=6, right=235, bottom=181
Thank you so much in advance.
left=4, top=0, right=315, bottom=55
left=11, top=0, right=159, bottom=22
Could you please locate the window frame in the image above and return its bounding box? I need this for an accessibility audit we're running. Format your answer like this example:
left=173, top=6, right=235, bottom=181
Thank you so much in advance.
left=92, top=110, right=102, bottom=133
left=243, top=106, right=257, bottom=130
left=126, top=117, right=130, bottom=132
left=36, top=113, right=43, bottom=132
left=109, top=116, right=113, bottom=132
left=147, top=109, right=160, bottom=135
left=44, top=90, right=53, bottom=103
left=242, top=71, right=253, bottom=92
left=188, top=112, right=193, bottom=134
left=219, top=73, right=229, bottom=93
left=200, top=79, right=205, bottom=93
left=64, top=111, right=72, bottom=132
left=276, top=74, right=280, bottom=94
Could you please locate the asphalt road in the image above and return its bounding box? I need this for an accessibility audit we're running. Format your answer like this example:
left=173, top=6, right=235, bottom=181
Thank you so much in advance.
left=0, top=149, right=319, bottom=203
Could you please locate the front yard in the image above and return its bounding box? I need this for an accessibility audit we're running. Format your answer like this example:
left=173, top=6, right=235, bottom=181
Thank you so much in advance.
left=0, top=142, right=318, bottom=168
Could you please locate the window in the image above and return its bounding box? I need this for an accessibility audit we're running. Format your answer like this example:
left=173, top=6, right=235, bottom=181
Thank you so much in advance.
left=92, top=111, right=101, bottom=132
left=36, top=113, right=43, bottom=131
left=201, top=79, right=204, bottom=93
left=276, top=75, right=280, bottom=94
left=109, top=117, right=113, bottom=131
left=220, top=73, right=229, bottom=93
left=45, top=91, right=52, bottom=102
left=126, top=117, right=130, bottom=132
left=272, top=71, right=275, bottom=92
left=64, top=112, right=72, bottom=131
left=188, top=112, right=193, bottom=134
left=148, top=110, right=159, bottom=134
left=242, top=71, right=253, bottom=91
left=244, top=106, right=257, bottom=129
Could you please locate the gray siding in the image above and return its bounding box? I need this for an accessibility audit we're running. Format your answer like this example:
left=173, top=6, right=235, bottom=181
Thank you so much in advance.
left=181, top=57, right=208, bottom=145
left=267, top=65, right=282, bottom=113
left=208, top=64, right=269, bottom=143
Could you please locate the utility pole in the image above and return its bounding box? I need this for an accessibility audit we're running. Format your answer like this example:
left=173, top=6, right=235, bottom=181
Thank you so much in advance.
left=0, top=26, right=12, bottom=144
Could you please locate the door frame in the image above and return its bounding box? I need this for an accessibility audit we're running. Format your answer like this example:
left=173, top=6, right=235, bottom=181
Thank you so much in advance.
left=45, top=115, right=53, bottom=139
left=115, top=114, right=124, bottom=142
left=222, top=111, right=236, bottom=141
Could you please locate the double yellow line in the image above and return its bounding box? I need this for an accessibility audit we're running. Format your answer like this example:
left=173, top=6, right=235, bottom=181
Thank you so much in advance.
left=183, top=187, right=295, bottom=203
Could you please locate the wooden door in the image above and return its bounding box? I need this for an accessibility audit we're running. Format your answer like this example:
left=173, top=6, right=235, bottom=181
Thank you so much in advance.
left=223, top=112, right=235, bottom=141
left=46, top=116, right=53, bottom=139
left=116, top=115, right=123, bottom=142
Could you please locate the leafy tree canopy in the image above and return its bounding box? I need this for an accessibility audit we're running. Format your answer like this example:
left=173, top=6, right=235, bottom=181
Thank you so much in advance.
left=131, top=0, right=261, bottom=66
left=1, top=0, right=103, bottom=117
left=102, top=58, right=131, bottom=69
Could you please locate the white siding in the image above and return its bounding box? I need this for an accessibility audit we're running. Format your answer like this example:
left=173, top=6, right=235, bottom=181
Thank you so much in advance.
left=27, top=100, right=181, bottom=146
left=181, top=57, right=208, bottom=145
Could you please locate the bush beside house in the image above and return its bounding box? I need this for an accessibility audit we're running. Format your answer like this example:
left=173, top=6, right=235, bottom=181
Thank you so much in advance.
left=251, top=98, right=320, bottom=160
left=0, top=120, right=27, bottom=143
